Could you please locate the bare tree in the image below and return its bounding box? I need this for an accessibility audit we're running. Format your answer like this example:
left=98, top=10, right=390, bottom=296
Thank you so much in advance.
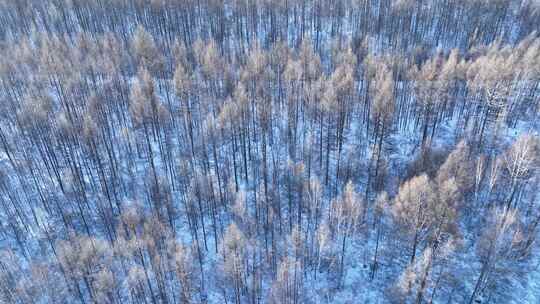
left=469, top=208, right=525, bottom=304
left=329, top=181, right=364, bottom=287
left=502, top=133, right=539, bottom=210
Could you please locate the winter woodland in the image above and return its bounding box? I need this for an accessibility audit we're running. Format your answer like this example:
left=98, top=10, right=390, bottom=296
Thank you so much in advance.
left=0, top=0, right=538, bottom=303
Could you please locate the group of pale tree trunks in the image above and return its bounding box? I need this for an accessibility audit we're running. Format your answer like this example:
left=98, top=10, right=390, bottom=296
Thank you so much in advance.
left=0, top=0, right=538, bottom=303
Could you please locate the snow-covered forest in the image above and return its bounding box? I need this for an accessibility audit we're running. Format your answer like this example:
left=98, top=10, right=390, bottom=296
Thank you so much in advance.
left=0, top=0, right=539, bottom=303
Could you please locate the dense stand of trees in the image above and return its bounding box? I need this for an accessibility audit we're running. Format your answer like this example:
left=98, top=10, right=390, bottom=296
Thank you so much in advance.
left=0, top=0, right=539, bottom=303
